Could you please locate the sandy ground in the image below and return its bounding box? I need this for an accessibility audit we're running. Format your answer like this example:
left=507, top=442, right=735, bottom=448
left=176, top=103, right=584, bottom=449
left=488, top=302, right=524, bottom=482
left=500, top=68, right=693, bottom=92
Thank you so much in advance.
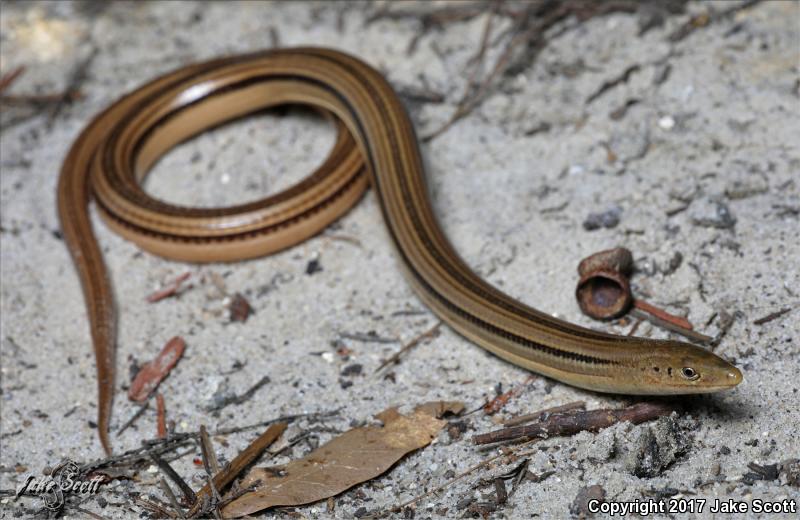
left=1, top=1, right=798, bottom=518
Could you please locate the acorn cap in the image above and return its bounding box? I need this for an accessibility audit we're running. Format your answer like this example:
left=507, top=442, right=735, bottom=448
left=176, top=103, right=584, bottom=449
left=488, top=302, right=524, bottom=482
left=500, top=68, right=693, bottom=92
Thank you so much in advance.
left=576, top=247, right=634, bottom=320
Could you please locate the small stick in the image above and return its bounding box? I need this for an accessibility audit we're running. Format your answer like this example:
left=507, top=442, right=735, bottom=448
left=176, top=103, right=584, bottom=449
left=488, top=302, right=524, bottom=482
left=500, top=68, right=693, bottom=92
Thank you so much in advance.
left=502, top=401, right=586, bottom=427
left=159, top=478, right=186, bottom=519
left=205, top=375, right=270, bottom=411
left=633, top=299, right=693, bottom=330
left=116, top=402, right=149, bottom=437
left=136, top=497, right=178, bottom=519
left=375, top=322, right=442, bottom=373
left=71, top=506, right=107, bottom=520
left=494, top=478, right=507, bottom=505
left=323, top=233, right=363, bottom=248
left=156, top=394, right=167, bottom=439
left=629, top=309, right=713, bottom=344
left=198, top=425, right=222, bottom=517
left=188, top=422, right=287, bottom=518
left=0, top=91, right=83, bottom=105
left=626, top=319, right=643, bottom=337
left=212, top=409, right=338, bottom=436
left=474, top=402, right=674, bottom=445
left=0, top=66, right=25, bottom=95
left=151, top=453, right=196, bottom=506
left=339, top=331, right=398, bottom=344
left=147, top=272, right=192, bottom=303
left=753, top=307, right=792, bottom=325
left=199, top=425, right=220, bottom=474
left=483, top=375, right=536, bottom=415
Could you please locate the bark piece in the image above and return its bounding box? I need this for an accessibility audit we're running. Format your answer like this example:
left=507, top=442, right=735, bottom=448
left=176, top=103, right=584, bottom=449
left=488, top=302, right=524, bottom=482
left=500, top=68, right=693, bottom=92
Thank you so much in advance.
left=128, top=337, right=186, bottom=402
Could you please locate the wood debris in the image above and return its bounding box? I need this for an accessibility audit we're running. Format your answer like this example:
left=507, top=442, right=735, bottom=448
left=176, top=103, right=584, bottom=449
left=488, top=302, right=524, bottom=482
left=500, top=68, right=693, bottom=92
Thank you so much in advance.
left=229, top=293, right=253, bottom=322
left=128, top=337, right=186, bottom=402
left=147, top=272, right=192, bottom=303
left=474, top=402, right=674, bottom=445
left=483, top=375, right=536, bottom=415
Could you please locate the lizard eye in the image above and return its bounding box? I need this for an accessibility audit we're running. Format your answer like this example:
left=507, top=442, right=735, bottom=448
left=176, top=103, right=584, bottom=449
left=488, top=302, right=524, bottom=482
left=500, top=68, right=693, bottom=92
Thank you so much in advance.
left=681, top=367, right=700, bottom=380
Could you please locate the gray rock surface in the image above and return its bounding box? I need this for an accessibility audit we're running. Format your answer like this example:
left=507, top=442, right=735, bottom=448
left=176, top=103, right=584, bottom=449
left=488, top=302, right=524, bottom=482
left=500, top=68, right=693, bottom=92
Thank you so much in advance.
left=1, top=1, right=798, bottom=518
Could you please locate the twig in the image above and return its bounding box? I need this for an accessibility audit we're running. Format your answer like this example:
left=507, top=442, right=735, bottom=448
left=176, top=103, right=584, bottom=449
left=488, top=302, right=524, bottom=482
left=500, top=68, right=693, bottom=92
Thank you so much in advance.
left=205, top=375, right=271, bottom=412
left=397, top=84, right=446, bottom=104
left=668, top=0, right=762, bottom=42
left=423, top=2, right=573, bottom=141
left=0, top=91, right=84, bottom=106
left=483, top=375, right=536, bottom=415
left=71, top=506, right=108, bottom=520
left=188, top=422, right=287, bottom=518
left=47, top=47, right=96, bottom=124
left=81, top=437, right=194, bottom=476
left=0, top=66, right=25, bottom=95
left=474, top=402, right=674, bottom=445
left=502, top=401, right=586, bottom=427
left=116, top=402, right=149, bottom=437
left=629, top=308, right=712, bottom=344
left=198, top=425, right=222, bottom=517
left=633, top=299, right=693, bottom=330
left=375, top=322, right=442, bottom=373
left=147, top=272, right=192, bottom=303
left=199, top=426, right=221, bottom=474
left=151, top=454, right=196, bottom=506
left=339, top=331, right=398, bottom=344
left=212, top=409, right=340, bottom=436
left=156, top=394, right=167, bottom=439
left=753, top=307, right=792, bottom=325
left=159, top=478, right=186, bottom=519
left=585, top=64, right=640, bottom=104
left=463, top=7, right=496, bottom=92
left=627, top=318, right=643, bottom=337
left=136, top=497, right=177, bottom=518
left=324, top=233, right=364, bottom=248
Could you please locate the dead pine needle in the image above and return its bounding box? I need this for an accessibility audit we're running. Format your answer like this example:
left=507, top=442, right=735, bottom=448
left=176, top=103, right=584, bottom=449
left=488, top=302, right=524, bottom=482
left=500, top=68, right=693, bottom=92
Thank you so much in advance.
left=116, top=402, right=149, bottom=437
left=156, top=394, right=167, bottom=439
left=151, top=453, right=196, bottom=506
left=375, top=322, right=442, bottom=373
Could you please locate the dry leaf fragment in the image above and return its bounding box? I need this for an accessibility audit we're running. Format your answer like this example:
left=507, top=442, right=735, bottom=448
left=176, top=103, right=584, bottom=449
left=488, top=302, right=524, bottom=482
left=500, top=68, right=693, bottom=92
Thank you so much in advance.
left=414, top=400, right=465, bottom=418
left=222, top=401, right=464, bottom=517
left=128, top=337, right=186, bottom=402
left=229, top=293, right=252, bottom=322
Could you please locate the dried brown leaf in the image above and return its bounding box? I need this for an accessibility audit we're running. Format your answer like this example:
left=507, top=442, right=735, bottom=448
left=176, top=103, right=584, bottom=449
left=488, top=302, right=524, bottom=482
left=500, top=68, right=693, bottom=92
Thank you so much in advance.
left=414, top=400, right=465, bottom=418
left=221, top=401, right=463, bottom=517
left=229, top=293, right=252, bottom=322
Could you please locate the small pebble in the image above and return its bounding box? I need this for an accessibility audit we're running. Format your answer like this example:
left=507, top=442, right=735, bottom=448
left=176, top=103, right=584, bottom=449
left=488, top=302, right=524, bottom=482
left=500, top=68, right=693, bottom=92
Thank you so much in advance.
left=306, top=259, right=323, bottom=275
left=658, top=115, right=676, bottom=130
left=583, top=206, right=622, bottom=231
left=689, top=197, right=736, bottom=229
